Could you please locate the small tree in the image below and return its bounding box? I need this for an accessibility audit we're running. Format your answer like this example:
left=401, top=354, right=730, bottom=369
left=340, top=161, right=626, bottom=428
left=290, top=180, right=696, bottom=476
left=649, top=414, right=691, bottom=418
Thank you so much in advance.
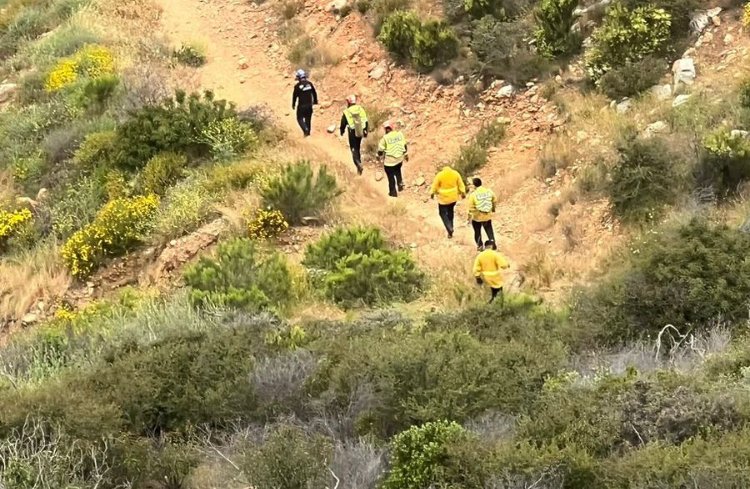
left=261, top=160, right=340, bottom=225
left=534, top=0, right=582, bottom=59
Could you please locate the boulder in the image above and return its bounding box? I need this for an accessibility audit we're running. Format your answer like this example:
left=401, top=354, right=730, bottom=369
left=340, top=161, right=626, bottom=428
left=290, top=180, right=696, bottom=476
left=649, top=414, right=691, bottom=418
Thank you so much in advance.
left=327, top=0, right=348, bottom=12
left=0, top=83, right=17, bottom=103
left=643, top=121, right=668, bottom=138
left=375, top=171, right=384, bottom=181
left=724, top=33, right=735, bottom=46
left=672, top=58, right=696, bottom=89
left=237, top=57, right=249, bottom=69
left=326, top=124, right=336, bottom=133
left=650, top=84, right=672, bottom=101
left=497, top=85, right=516, bottom=98
left=731, top=129, right=750, bottom=139
left=369, top=63, right=386, bottom=80
left=672, top=94, right=692, bottom=107
left=413, top=176, right=426, bottom=187
left=21, top=313, right=39, bottom=325
left=616, top=99, right=632, bottom=114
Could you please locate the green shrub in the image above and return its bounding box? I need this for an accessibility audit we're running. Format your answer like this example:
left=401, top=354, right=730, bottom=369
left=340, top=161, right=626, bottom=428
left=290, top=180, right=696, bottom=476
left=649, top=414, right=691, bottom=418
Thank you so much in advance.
left=303, top=226, right=425, bottom=306
left=172, top=43, right=207, bottom=67
left=598, top=55, right=667, bottom=99
left=378, top=11, right=458, bottom=72
left=72, top=130, right=117, bottom=170
left=383, top=421, right=478, bottom=489
left=261, top=160, right=340, bottom=225
left=450, top=0, right=534, bottom=21
left=60, top=194, right=159, bottom=278
left=49, top=175, right=107, bottom=239
left=138, top=152, right=187, bottom=195
left=470, top=16, right=548, bottom=85
left=111, top=90, right=237, bottom=170
left=608, top=135, right=684, bottom=223
left=196, top=117, right=259, bottom=161
left=741, top=79, right=750, bottom=110
left=585, top=4, right=671, bottom=81
left=572, top=218, right=750, bottom=344
left=534, top=0, right=582, bottom=59
left=698, top=128, right=750, bottom=198
left=76, top=74, right=120, bottom=110
left=620, top=0, right=703, bottom=40
left=184, top=238, right=294, bottom=312
left=452, top=120, right=507, bottom=178
left=243, top=425, right=333, bottom=489
left=151, top=175, right=216, bottom=244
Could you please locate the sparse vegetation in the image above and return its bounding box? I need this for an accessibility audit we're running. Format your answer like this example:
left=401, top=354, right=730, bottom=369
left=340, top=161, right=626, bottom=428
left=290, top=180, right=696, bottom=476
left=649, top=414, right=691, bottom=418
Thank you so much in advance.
left=452, top=120, right=507, bottom=178
left=173, top=43, right=207, bottom=67
left=378, top=11, right=459, bottom=72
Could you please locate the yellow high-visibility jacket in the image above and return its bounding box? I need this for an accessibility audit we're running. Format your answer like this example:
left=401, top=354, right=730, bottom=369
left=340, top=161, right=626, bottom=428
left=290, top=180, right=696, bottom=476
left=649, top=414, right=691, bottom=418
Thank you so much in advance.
left=378, top=130, right=407, bottom=166
left=473, top=249, right=510, bottom=289
left=468, top=186, right=497, bottom=222
left=430, top=166, right=466, bottom=205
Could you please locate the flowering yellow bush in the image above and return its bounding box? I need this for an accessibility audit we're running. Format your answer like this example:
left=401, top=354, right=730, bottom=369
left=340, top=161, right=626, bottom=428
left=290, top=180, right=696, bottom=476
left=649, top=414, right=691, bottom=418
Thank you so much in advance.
left=247, top=208, right=289, bottom=240
left=44, top=59, right=78, bottom=92
left=61, top=194, right=159, bottom=278
left=744, top=3, right=750, bottom=28
left=0, top=208, right=33, bottom=248
left=44, top=44, right=116, bottom=92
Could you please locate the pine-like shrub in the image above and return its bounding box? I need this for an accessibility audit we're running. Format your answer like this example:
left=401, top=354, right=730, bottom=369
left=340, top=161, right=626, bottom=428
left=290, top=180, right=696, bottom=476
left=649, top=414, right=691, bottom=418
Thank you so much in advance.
left=585, top=4, right=671, bottom=81
left=111, top=90, right=237, bottom=171
left=534, top=0, right=582, bottom=59
left=303, top=226, right=425, bottom=306
left=60, top=194, right=159, bottom=278
left=247, top=208, right=289, bottom=240
left=382, top=421, right=473, bottom=489
left=261, top=160, right=340, bottom=225
left=138, top=152, right=187, bottom=195
left=598, top=56, right=666, bottom=99
left=608, top=135, right=684, bottom=223
left=378, top=12, right=459, bottom=72
left=698, top=128, right=750, bottom=198
left=184, top=238, right=293, bottom=312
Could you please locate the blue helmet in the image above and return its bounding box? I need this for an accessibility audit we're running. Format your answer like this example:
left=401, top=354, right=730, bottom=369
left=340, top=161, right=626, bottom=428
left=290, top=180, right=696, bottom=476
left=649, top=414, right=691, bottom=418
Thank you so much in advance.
left=295, top=69, right=307, bottom=80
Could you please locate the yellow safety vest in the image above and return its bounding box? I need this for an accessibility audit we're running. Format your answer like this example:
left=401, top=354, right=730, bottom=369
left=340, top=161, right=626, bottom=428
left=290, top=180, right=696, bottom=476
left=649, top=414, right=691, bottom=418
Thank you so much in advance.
left=378, top=130, right=407, bottom=166
left=473, top=249, right=509, bottom=289
left=343, top=104, right=368, bottom=130
left=430, top=167, right=466, bottom=205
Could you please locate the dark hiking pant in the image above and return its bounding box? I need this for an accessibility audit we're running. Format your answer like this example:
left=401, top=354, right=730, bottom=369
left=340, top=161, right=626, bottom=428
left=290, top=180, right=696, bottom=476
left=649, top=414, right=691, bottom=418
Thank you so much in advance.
left=472, top=220, right=495, bottom=248
left=384, top=162, right=404, bottom=196
left=438, top=203, right=456, bottom=236
left=296, top=106, right=313, bottom=136
left=490, top=287, right=503, bottom=305
left=347, top=130, right=363, bottom=169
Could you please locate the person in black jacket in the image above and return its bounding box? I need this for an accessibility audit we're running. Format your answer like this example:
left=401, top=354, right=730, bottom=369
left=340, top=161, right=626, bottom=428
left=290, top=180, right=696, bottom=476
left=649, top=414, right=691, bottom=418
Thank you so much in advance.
left=291, top=69, right=318, bottom=137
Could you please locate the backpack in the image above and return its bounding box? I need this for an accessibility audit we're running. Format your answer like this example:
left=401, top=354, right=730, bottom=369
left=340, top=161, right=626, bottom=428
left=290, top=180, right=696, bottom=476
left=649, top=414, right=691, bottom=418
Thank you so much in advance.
left=475, top=189, right=493, bottom=213
left=351, top=110, right=364, bottom=138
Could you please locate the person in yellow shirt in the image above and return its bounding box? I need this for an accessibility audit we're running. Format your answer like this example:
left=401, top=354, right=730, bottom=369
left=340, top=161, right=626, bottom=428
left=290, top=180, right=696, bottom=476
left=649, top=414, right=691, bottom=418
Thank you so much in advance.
left=473, top=240, right=510, bottom=304
left=377, top=120, right=408, bottom=197
left=430, top=165, right=466, bottom=239
left=467, top=177, right=497, bottom=251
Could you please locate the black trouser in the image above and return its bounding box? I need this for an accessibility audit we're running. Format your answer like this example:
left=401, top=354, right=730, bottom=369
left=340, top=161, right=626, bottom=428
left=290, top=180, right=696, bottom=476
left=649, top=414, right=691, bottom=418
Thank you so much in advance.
left=296, top=106, right=313, bottom=135
left=347, top=130, right=363, bottom=168
left=472, top=220, right=495, bottom=247
left=438, top=203, right=456, bottom=236
left=490, top=287, right=504, bottom=305
left=384, top=162, right=404, bottom=196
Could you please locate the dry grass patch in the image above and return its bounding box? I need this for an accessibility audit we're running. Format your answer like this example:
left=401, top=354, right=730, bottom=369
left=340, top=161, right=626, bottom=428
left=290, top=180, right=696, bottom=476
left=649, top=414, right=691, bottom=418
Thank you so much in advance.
left=0, top=242, right=70, bottom=323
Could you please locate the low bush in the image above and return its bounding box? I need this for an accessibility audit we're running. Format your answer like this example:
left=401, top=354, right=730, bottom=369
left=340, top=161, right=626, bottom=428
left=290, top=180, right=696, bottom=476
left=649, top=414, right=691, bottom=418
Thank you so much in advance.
left=698, top=128, right=750, bottom=198
left=620, top=0, right=703, bottom=40
left=534, top=0, right=582, bottom=59
left=247, top=208, right=289, bottom=240
left=261, top=160, right=340, bottom=225
left=378, top=11, right=459, bottom=72
left=44, top=44, right=116, bottom=92
left=452, top=120, right=507, bottom=178
left=607, top=135, right=685, bottom=223
left=72, top=130, right=117, bottom=170
left=447, top=0, right=535, bottom=21
left=598, top=56, right=667, bottom=99
left=49, top=175, right=106, bottom=239
left=172, top=43, right=207, bottom=67
left=242, top=425, right=333, bottom=489
left=572, top=218, right=750, bottom=344
left=383, top=421, right=479, bottom=489
left=184, top=238, right=294, bottom=312
left=585, top=4, right=671, bottom=81
left=204, top=160, right=273, bottom=192
left=151, top=175, right=216, bottom=244
left=196, top=117, right=259, bottom=161
left=138, top=152, right=187, bottom=195
left=111, top=90, right=237, bottom=170
left=470, top=16, right=548, bottom=85
left=303, top=226, right=425, bottom=306
left=60, top=194, right=159, bottom=278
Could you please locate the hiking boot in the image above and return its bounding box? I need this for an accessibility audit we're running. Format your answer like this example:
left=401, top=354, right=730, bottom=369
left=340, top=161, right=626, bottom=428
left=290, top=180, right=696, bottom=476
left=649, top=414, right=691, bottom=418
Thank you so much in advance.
left=356, top=164, right=363, bottom=175
left=447, top=230, right=454, bottom=239
left=388, top=192, right=397, bottom=198
left=477, top=244, right=484, bottom=251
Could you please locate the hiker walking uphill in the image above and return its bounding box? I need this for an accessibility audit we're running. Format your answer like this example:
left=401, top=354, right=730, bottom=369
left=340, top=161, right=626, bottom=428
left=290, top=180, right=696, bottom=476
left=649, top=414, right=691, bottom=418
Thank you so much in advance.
left=430, top=165, right=466, bottom=239
left=340, top=95, right=368, bottom=174
left=467, top=177, right=497, bottom=251
left=377, top=120, right=408, bottom=197
left=291, top=69, right=317, bottom=137
left=474, top=240, right=510, bottom=305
